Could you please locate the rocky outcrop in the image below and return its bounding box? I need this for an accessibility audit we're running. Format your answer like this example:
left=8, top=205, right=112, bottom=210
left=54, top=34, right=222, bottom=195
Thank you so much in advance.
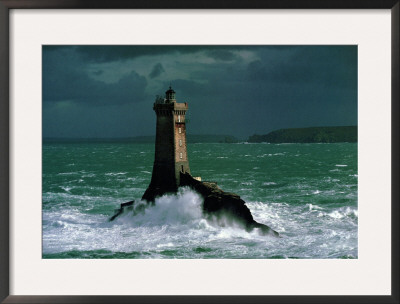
left=179, top=173, right=279, bottom=237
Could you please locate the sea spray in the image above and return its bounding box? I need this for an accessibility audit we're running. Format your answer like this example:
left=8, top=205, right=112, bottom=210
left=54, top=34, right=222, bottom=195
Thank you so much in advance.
left=115, top=187, right=204, bottom=227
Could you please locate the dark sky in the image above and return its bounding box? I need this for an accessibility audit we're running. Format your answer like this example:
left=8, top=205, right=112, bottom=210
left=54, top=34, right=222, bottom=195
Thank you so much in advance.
left=42, top=45, right=357, bottom=139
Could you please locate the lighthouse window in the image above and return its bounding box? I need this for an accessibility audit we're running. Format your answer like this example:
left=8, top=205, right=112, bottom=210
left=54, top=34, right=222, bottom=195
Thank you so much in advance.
left=179, top=139, right=182, bottom=147
left=179, top=128, right=182, bottom=133
left=180, top=152, right=183, bottom=159
left=178, top=115, right=181, bottom=122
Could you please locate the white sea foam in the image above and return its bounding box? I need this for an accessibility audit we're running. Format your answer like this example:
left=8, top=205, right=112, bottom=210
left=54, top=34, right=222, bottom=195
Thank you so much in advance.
left=43, top=189, right=287, bottom=256
left=316, top=207, right=358, bottom=219
left=105, top=172, right=128, bottom=176
left=60, top=186, right=73, bottom=192
left=43, top=191, right=358, bottom=258
left=262, top=182, right=277, bottom=186
left=82, top=173, right=96, bottom=178
left=210, top=226, right=257, bottom=240
left=58, top=172, right=78, bottom=176
left=257, top=153, right=285, bottom=158
left=43, top=189, right=204, bottom=254
left=156, top=243, right=174, bottom=248
left=307, top=203, right=323, bottom=211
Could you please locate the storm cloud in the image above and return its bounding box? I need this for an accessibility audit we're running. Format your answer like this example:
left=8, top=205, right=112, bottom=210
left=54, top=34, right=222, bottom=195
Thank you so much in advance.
left=149, top=63, right=165, bottom=79
left=42, top=45, right=357, bottom=139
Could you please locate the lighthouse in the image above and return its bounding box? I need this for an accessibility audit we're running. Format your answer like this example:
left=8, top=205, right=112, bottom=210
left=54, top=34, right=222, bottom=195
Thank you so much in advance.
left=142, top=86, right=190, bottom=201
left=112, top=87, right=279, bottom=236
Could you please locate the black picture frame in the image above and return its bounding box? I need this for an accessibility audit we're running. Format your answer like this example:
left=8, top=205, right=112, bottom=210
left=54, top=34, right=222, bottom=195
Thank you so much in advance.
left=1, top=1, right=399, bottom=303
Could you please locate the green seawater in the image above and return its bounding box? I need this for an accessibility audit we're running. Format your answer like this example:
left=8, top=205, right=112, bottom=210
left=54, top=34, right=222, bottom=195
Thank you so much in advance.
left=42, top=142, right=357, bottom=259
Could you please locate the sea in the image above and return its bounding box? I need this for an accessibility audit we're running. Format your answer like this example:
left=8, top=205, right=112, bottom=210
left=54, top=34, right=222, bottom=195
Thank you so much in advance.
left=42, top=142, right=358, bottom=259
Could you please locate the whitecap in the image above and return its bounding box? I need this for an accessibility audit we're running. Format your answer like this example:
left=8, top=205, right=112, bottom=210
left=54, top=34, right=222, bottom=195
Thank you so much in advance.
left=325, top=207, right=358, bottom=219
left=82, top=173, right=96, bottom=178
left=328, top=211, right=344, bottom=219
left=335, top=164, right=348, bottom=167
left=60, top=186, right=73, bottom=192
left=262, top=182, right=277, bottom=186
left=105, top=172, right=127, bottom=176
left=58, top=172, right=78, bottom=176
left=307, top=203, right=323, bottom=211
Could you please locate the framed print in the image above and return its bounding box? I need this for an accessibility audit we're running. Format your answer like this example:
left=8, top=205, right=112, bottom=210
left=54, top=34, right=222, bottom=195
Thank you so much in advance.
left=1, top=0, right=399, bottom=303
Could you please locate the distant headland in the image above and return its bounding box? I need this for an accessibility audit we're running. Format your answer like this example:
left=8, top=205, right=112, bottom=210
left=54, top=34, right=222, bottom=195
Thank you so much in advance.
left=248, top=126, right=357, bottom=144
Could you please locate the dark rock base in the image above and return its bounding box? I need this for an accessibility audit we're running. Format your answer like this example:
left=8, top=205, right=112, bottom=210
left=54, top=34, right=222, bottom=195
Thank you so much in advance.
left=180, top=173, right=279, bottom=237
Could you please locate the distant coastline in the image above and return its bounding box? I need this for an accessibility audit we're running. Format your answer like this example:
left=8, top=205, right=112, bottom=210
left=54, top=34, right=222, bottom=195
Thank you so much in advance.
left=43, top=126, right=358, bottom=144
left=248, top=126, right=357, bottom=143
left=43, top=134, right=240, bottom=144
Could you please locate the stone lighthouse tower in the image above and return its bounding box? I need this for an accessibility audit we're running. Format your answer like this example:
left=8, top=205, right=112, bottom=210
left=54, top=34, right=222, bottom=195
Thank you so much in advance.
left=142, top=86, right=190, bottom=201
